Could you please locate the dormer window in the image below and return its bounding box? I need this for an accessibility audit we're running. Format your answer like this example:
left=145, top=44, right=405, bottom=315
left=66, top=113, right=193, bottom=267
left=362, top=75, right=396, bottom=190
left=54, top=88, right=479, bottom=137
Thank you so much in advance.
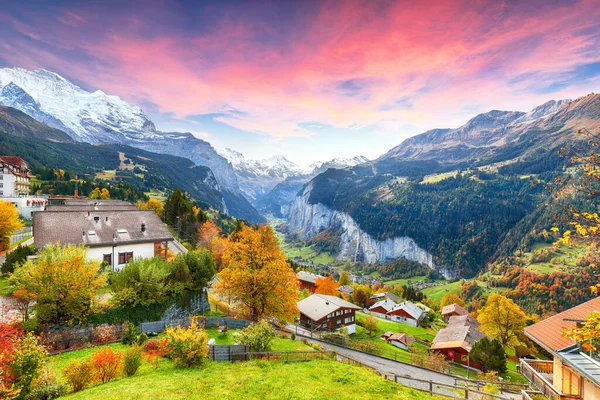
left=94, top=216, right=100, bottom=223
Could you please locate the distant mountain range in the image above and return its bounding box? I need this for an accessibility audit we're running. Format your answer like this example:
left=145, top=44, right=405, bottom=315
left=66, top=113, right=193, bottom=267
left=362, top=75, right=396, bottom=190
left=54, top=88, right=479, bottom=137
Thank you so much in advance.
left=287, top=93, right=600, bottom=276
left=0, top=67, right=262, bottom=222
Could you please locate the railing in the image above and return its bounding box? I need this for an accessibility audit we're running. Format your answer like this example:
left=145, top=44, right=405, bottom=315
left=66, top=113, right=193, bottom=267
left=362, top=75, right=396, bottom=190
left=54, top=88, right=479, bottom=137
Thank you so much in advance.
left=522, top=390, right=545, bottom=400
left=384, top=373, right=512, bottom=399
left=519, top=359, right=580, bottom=400
left=454, top=377, right=530, bottom=394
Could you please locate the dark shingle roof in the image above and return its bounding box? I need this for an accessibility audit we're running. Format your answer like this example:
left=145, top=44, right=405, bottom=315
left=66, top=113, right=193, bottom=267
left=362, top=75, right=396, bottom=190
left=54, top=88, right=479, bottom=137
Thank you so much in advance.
left=33, top=209, right=173, bottom=249
left=45, top=204, right=139, bottom=211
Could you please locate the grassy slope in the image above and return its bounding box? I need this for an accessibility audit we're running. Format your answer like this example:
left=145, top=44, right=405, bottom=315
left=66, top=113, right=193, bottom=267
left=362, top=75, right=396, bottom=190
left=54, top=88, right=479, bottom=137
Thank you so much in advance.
left=523, top=242, right=586, bottom=274
left=421, top=281, right=462, bottom=302
left=52, top=343, right=442, bottom=400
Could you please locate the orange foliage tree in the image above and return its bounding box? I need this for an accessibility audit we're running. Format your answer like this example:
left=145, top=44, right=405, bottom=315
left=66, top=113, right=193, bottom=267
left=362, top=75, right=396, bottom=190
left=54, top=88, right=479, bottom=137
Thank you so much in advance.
left=215, top=224, right=299, bottom=322
left=315, top=276, right=339, bottom=296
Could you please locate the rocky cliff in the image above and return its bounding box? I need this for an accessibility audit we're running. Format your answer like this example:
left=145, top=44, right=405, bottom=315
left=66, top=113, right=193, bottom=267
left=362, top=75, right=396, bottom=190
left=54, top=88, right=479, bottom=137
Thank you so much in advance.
left=288, top=182, right=435, bottom=268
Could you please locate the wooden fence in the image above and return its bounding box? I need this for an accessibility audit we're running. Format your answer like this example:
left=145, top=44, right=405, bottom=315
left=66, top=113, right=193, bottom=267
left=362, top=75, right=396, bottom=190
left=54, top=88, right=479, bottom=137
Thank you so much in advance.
left=140, top=316, right=251, bottom=334
left=384, top=374, right=513, bottom=400
left=208, top=345, right=334, bottom=363
left=209, top=344, right=249, bottom=361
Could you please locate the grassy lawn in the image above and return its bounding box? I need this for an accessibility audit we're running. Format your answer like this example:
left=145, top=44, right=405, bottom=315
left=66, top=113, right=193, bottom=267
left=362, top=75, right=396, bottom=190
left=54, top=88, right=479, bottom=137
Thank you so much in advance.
left=523, top=242, right=587, bottom=275
left=385, top=276, right=427, bottom=287
left=205, top=328, right=315, bottom=351
left=51, top=343, right=443, bottom=400
left=96, top=169, right=117, bottom=180
left=356, top=312, right=436, bottom=341
left=421, top=281, right=461, bottom=301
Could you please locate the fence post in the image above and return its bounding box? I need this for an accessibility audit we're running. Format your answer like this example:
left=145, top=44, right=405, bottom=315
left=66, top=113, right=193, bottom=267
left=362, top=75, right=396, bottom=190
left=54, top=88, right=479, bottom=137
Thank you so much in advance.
left=464, top=388, right=469, bottom=399
left=395, top=375, right=397, bottom=383
left=429, top=381, right=433, bottom=395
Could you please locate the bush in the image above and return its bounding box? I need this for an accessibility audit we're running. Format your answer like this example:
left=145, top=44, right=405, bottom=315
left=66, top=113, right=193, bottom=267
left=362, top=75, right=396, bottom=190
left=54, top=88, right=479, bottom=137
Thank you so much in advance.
left=121, top=322, right=138, bottom=345
left=1, top=244, right=34, bottom=275
left=111, top=258, right=170, bottom=306
left=291, top=332, right=296, bottom=341
left=163, top=318, right=209, bottom=368
left=29, top=370, right=67, bottom=400
left=470, top=337, right=507, bottom=373
left=137, top=332, right=148, bottom=346
left=236, top=320, right=275, bottom=352
left=9, top=333, right=48, bottom=399
left=63, top=360, right=95, bottom=393
left=91, top=347, right=122, bottom=383
left=122, top=346, right=142, bottom=377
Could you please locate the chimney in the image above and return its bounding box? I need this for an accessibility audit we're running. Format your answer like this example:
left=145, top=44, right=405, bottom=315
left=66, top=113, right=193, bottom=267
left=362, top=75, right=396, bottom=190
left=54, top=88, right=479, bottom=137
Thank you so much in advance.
left=74, top=189, right=78, bottom=197
left=141, top=223, right=146, bottom=232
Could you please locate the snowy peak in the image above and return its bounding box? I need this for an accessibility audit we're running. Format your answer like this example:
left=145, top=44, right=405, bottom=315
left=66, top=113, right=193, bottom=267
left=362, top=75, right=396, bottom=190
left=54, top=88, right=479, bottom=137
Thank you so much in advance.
left=0, top=67, right=154, bottom=143
left=310, top=155, right=369, bottom=175
left=220, top=149, right=304, bottom=178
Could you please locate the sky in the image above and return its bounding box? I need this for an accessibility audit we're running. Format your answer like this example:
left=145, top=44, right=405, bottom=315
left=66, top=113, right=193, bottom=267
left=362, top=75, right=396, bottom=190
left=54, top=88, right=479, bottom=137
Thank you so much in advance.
left=1, top=0, right=600, bottom=167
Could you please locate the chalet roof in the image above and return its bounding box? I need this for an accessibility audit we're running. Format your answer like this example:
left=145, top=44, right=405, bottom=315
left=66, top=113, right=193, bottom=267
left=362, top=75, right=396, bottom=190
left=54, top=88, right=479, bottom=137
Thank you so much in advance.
left=371, top=291, right=403, bottom=304
left=524, top=296, right=600, bottom=353
left=45, top=204, right=139, bottom=212
left=297, top=271, right=323, bottom=285
left=390, top=301, right=426, bottom=320
left=431, top=314, right=486, bottom=351
left=441, top=303, right=469, bottom=316
left=389, top=333, right=414, bottom=346
left=33, top=209, right=174, bottom=249
left=447, top=315, right=479, bottom=328
left=297, top=294, right=361, bottom=321
left=338, top=285, right=354, bottom=295
left=369, top=298, right=397, bottom=313
left=0, top=156, right=28, bottom=169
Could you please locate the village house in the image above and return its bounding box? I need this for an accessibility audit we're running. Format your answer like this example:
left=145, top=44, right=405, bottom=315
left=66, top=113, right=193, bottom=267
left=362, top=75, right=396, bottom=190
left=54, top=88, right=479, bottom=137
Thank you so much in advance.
left=381, top=331, right=415, bottom=351
left=430, top=315, right=487, bottom=370
left=368, top=297, right=427, bottom=327
left=337, top=285, right=354, bottom=297
left=441, top=303, right=469, bottom=322
left=368, top=291, right=403, bottom=307
left=388, top=301, right=427, bottom=327
left=521, top=297, right=600, bottom=400
left=297, top=294, right=362, bottom=334
left=33, top=208, right=174, bottom=271
left=0, top=156, right=48, bottom=219
left=297, top=271, right=323, bottom=293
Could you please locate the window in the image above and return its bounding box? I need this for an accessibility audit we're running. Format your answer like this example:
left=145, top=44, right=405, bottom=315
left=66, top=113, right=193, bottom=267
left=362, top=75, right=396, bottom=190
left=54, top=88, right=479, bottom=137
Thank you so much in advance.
left=103, top=254, right=112, bottom=265
left=118, top=251, right=134, bottom=265
left=345, top=317, right=353, bottom=324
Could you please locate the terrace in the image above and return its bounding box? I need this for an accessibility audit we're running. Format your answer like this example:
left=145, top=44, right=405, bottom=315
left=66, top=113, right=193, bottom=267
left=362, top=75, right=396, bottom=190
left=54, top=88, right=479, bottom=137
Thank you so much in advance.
left=519, top=359, right=580, bottom=400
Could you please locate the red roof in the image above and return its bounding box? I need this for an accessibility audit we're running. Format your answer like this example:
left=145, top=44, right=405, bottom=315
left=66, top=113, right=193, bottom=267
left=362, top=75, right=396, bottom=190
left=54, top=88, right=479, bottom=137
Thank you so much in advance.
left=441, top=303, right=468, bottom=316
left=524, top=296, right=600, bottom=353
left=0, top=156, right=28, bottom=169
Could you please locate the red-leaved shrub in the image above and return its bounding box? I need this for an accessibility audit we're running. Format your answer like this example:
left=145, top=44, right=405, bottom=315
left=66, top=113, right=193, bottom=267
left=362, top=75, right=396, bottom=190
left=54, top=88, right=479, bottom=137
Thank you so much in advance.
left=91, top=347, right=122, bottom=383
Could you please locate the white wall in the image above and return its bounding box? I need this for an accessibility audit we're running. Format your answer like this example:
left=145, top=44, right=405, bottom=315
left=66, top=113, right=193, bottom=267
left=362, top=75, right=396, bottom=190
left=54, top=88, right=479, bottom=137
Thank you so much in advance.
left=390, top=314, right=418, bottom=327
left=342, top=323, right=356, bottom=335
left=87, top=242, right=158, bottom=271
left=1, top=197, right=47, bottom=219
left=0, top=172, right=16, bottom=197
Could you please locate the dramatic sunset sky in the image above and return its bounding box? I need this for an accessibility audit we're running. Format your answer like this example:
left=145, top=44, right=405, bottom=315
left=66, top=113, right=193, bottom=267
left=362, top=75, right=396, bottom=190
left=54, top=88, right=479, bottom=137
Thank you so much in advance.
left=1, top=0, right=600, bottom=165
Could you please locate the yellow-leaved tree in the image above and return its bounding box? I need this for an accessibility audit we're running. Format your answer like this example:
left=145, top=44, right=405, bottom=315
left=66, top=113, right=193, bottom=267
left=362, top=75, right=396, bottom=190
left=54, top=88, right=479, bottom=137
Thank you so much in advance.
left=137, top=198, right=164, bottom=217
left=440, top=293, right=465, bottom=311
left=477, top=294, right=527, bottom=347
left=0, top=200, right=23, bottom=251
left=215, top=224, right=299, bottom=322
left=11, top=244, right=106, bottom=324
left=89, top=187, right=110, bottom=200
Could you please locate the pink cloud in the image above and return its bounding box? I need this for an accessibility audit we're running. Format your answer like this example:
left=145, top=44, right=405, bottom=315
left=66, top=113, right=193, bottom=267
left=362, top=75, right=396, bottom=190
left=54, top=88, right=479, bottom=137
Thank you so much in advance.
left=1, top=0, right=600, bottom=139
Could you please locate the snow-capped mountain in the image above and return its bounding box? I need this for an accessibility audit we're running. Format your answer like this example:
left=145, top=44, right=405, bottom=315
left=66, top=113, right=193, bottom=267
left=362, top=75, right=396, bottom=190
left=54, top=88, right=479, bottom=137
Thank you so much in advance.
left=0, top=67, right=264, bottom=222
left=310, top=156, right=369, bottom=175
left=219, top=148, right=306, bottom=201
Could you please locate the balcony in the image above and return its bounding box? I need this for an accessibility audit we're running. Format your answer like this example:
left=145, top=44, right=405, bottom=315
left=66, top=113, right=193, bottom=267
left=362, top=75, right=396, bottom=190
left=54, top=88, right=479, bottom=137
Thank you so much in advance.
left=519, top=359, right=581, bottom=400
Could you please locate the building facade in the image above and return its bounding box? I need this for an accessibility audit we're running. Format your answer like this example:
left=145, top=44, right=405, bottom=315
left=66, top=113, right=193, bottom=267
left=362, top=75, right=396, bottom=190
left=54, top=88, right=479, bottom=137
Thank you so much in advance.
left=522, top=297, right=600, bottom=400
left=0, top=156, right=31, bottom=197
left=297, top=294, right=361, bottom=334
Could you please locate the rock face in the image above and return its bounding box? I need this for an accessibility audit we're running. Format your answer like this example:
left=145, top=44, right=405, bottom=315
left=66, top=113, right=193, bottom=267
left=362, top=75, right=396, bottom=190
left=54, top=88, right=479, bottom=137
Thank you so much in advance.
left=288, top=182, right=434, bottom=267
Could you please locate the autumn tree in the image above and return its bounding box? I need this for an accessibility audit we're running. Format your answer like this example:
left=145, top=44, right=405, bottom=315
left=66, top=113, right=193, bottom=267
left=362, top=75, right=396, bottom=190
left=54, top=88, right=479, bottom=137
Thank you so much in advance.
left=353, top=285, right=370, bottom=308
left=563, top=310, right=600, bottom=352
left=89, top=187, right=110, bottom=200
left=339, top=271, right=351, bottom=286
left=137, top=198, right=164, bottom=217
left=477, top=294, right=527, bottom=347
left=215, top=224, right=299, bottom=322
left=11, top=244, right=106, bottom=324
left=440, top=293, right=465, bottom=310
left=0, top=201, right=23, bottom=251
left=363, top=314, right=379, bottom=337
left=315, top=276, right=339, bottom=296
left=197, top=220, right=222, bottom=249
